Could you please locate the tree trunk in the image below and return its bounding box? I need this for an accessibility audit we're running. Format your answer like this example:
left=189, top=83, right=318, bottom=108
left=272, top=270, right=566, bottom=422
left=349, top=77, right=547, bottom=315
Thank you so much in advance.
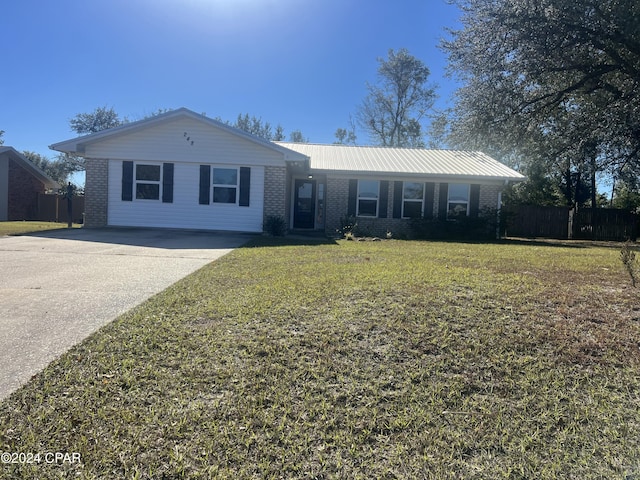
left=589, top=147, right=598, bottom=240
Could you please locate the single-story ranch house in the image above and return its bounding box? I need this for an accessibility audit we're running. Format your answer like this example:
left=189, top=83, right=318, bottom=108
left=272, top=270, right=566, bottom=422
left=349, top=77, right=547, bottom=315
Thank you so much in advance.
left=0, top=146, right=57, bottom=221
left=51, top=108, right=524, bottom=236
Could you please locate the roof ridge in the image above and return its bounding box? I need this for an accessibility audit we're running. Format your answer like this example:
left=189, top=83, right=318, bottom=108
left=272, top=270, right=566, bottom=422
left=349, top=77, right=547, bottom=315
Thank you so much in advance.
left=274, top=141, right=477, bottom=152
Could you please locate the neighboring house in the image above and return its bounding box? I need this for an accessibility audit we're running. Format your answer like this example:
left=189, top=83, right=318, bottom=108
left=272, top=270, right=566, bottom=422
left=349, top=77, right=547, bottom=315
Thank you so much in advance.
left=50, top=108, right=524, bottom=235
left=0, top=147, right=57, bottom=221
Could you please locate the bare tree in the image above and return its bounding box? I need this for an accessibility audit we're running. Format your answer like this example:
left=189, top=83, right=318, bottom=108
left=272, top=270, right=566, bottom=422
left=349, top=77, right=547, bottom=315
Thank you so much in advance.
left=357, top=48, right=436, bottom=147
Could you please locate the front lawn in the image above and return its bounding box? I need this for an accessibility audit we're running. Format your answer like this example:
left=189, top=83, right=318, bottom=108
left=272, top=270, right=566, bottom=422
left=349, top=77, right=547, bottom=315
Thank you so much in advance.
left=0, top=221, right=79, bottom=236
left=1, top=238, right=639, bottom=478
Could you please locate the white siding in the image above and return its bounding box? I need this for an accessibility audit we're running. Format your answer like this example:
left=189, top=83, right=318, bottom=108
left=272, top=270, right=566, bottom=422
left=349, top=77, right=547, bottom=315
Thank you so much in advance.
left=85, top=115, right=292, bottom=232
left=87, top=117, right=286, bottom=167
left=108, top=161, right=265, bottom=232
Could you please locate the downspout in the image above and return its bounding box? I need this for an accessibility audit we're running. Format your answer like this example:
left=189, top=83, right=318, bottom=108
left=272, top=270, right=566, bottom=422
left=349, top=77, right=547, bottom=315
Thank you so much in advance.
left=497, top=180, right=507, bottom=239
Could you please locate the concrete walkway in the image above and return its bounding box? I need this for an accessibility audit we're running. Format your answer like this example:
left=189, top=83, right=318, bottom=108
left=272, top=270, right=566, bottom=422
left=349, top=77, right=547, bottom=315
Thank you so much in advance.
left=0, top=227, right=248, bottom=400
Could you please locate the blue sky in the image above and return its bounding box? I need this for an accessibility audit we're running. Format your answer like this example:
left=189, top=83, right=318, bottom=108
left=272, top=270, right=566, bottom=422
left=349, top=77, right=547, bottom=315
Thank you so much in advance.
left=2, top=0, right=461, bottom=162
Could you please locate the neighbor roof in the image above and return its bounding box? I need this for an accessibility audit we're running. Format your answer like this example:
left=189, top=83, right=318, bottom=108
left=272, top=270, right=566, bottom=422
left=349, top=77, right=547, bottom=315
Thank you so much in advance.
left=275, top=142, right=525, bottom=182
left=0, top=147, right=57, bottom=188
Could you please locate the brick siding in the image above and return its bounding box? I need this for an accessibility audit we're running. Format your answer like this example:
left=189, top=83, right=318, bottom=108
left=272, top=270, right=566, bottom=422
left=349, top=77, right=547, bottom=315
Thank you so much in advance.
left=7, top=160, right=45, bottom=220
left=479, top=184, right=502, bottom=211
left=325, top=177, right=350, bottom=235
left=324, top=178, right=505, bottom=238
left=84, top=158, right=109, bottom=227
left=263, top=166, right=287, bottom=222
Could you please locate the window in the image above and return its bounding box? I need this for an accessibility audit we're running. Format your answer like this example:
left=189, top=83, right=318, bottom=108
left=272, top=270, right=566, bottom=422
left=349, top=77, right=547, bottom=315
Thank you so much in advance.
left=357, top=180, right=379, bottom=216
left=447, top=183, right=470, bottom=218
left=402, top=182, right=424, bottom=218
left=212, top=168, right=238, bottom=204
left=135, top=164, right=161, bottom=200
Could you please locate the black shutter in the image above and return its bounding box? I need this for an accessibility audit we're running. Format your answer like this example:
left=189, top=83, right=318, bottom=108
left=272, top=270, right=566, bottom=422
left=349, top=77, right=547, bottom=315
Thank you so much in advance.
left=438, top=183, right=449, bottom=219
left=423, top=182, right=435, bottom=219
left=392, top=181, right=403, bottom=219
left=239, top=167, right=250, bottom=207
left=378, top=180, right=389, bottom=218
left=122, top=161, right=133, bottom=201
left=162, top=163, right=174, bottom=203
left=347, top=179, right=357, bottom=216
left=199, top=165, right=211, bottom=205
left=469, top=184, right=481, bottom=217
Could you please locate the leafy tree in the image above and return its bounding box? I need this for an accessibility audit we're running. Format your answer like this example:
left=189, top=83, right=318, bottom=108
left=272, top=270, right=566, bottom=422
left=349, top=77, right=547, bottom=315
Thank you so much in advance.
left=273, top=125, right=285, bottom=141
left=356, top=48, right=436, bottom=147
left=22, top=151, right=75, bottom=188
left=69, top=106, right=122, bottom=135
left=289, top=130, right=308, bottom=143
left=611, top=166, right=640, bottom=211
left=0, top=130, right=4, bottom=145
left=334, top=116, right=357, bottom=145
left=143, top=108, right=172, bottom=118
left=220, top=113, right=287, bottom=141
left=233, top=113, right=276, bottom=140
left=64, top=106, right=123, bottom=177
left=334, top=128, right=355, bottom=145
left=503, top=159, right=564, bottom=207
left=442, top=0, right=640, bottom=207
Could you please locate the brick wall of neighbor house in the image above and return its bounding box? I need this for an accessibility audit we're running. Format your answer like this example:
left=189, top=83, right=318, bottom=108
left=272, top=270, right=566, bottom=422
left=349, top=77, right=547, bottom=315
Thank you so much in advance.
left=7, top=160, right=45, bottom=220
left=263, top=166, right=287, bottom=223
left=84, top=158, right=109, bottom=227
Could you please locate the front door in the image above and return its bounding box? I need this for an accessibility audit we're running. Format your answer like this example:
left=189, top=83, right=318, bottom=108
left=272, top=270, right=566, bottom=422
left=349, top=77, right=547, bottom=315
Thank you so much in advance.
left=293, top=179, right=316, bottom=229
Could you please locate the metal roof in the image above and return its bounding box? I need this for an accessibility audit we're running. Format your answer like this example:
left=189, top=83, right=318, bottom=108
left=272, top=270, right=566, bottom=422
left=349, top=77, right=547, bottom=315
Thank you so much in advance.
left=275, top=142, right=525, bottom=181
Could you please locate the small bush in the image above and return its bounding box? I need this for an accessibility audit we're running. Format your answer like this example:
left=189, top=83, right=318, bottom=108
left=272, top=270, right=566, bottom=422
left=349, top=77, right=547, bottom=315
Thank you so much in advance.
left=410, top=208, right=499, bottom=241
left=338, top=215, right=357, bottom=238
left=263, top=215, right=288, bottom=236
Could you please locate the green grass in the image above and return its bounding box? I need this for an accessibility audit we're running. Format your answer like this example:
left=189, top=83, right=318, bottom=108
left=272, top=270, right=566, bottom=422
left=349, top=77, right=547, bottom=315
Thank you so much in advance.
left=1, top=238, right=639, bottom=478
left=0, top=221, right=80, bottom=236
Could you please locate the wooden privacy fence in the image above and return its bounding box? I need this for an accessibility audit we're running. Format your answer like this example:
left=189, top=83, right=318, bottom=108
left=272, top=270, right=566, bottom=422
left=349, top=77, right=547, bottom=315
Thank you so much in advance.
left=573, top=208, right=639, bottom=241
left=504, top=205, right=571, bottom=239
left=505, top=205, right=638, bottom=241
left=35, top=193, right=84, bottom=224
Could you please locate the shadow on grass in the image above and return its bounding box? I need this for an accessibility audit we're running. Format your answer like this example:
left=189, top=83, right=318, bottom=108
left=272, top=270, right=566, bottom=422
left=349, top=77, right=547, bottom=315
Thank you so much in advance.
left=500, top=236, right=632, bottom=250
left=243, top=234, right=339, bottom=248
left=249, top=234, right=628, bottom=250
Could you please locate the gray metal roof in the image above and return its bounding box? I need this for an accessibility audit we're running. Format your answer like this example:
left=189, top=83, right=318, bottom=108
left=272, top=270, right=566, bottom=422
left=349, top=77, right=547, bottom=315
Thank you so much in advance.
left=275, top=142, right=525, bottom=181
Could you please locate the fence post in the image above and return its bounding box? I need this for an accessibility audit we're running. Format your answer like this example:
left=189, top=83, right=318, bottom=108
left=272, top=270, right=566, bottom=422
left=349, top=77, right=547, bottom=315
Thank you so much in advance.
left=568, top=208, right=574, bottom=239
left=66, top=183, right=74, bottom=228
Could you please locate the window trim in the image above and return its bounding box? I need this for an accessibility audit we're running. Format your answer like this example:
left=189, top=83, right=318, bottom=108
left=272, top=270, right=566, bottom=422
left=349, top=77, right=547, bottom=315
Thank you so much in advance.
left=134, top=162, right=162, bottom=201
left=211, top=166, right=239, bottom=205
left=402, top=181, right=425, bottom=219
left=447, top=183, right=471, bottom=219
left=356, top=179, right=380, bottom=217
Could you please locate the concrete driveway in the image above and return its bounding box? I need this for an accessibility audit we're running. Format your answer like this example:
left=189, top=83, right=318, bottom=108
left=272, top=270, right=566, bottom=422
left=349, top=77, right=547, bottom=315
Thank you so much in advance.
left=0, top=227, right=248, bottom=400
